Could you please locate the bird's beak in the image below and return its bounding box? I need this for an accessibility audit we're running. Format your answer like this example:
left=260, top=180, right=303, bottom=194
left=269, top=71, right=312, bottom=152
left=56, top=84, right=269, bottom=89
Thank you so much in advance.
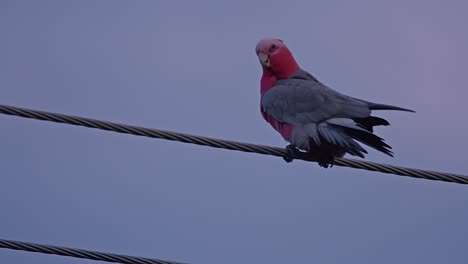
left=258, top=52, right=270, bottom=68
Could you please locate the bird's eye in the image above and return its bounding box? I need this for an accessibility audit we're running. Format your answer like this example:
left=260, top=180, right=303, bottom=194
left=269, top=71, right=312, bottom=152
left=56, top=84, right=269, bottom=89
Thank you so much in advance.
left=269, top=44, right=277, bottom=52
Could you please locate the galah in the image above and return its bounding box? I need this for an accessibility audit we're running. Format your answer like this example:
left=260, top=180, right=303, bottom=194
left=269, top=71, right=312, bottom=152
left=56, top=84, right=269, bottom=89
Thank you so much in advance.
left=255, top=38, right=414, bottom=168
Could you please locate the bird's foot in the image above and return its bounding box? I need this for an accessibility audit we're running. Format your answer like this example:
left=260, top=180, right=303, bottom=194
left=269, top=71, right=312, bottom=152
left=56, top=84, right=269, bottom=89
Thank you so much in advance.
left=318, top=155, right=335, bottom=168
left=283, top=144, right=298, bottom=163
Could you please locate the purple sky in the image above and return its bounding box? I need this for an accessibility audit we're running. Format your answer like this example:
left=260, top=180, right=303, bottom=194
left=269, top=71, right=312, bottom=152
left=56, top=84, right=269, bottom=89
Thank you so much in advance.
left=1, top=1, right=467, bottom=263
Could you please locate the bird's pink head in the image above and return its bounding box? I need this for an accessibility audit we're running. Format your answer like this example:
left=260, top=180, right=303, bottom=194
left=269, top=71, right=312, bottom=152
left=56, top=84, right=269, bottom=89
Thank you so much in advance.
left=255, top=38, right=300, bottom=79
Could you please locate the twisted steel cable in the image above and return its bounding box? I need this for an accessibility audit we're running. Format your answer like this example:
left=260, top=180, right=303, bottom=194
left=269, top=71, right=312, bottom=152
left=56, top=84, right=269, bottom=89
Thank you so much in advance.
left=0, top=238, right=185, bottom=264
left=1, top=104, right=467, bottom=185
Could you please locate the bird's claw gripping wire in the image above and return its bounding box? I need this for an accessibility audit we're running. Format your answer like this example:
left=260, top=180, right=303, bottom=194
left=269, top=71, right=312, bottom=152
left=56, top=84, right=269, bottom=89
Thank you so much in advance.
left=283, top=144, right=298, bottom=163
left=284, top=144, right=334, bottom=168
left=318, top=156, right=335, bottom=168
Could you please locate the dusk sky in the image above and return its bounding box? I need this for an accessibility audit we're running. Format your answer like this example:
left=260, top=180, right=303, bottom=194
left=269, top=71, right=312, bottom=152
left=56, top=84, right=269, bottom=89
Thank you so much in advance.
left=1, top=1, right=467, bottom=263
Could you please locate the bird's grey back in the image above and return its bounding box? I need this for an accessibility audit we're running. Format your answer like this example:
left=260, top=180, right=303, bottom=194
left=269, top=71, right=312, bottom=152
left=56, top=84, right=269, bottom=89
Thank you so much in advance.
left=261, top=69, right=371, bottom=125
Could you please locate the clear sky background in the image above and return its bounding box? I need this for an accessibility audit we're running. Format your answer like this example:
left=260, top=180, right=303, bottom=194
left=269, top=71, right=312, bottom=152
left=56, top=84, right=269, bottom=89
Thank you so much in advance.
left=1, top=1, right=467, bottom=263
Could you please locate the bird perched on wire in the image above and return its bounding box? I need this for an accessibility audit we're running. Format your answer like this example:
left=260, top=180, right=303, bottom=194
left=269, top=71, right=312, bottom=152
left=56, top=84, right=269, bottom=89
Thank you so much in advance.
left=255, top=38, right=414, bottom=168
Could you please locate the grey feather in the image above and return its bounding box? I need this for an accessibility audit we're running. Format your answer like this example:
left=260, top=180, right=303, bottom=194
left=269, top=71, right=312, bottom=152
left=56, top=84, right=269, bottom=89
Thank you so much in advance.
left=317, top=123, right=366, bottom=157
left=289, top=127, right=311, bottom=150
left=304, top=123, right=321, bottom=144
left=261, top=70, right=371, bottom=125
left=261, top=69, right=413, bottom=158
left=325, top=118, right=370, bottom=133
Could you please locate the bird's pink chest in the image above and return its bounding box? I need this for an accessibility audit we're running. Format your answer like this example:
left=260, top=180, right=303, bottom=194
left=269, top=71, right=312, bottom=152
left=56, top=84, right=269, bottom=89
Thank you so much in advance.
left=260, top=75, right=293, bottom=140
left=260, top=109, right=293, bottom=140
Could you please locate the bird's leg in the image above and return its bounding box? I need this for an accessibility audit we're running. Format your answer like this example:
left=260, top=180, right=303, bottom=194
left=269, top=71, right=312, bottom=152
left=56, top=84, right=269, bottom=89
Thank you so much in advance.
left=318, top=155, right=335, bottom=168
left=283, top=144, right=299, bottom=163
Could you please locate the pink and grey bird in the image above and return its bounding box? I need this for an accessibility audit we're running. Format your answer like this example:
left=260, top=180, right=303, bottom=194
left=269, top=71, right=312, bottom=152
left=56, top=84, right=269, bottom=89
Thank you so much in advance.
left=255, top=38, right=414, bottom=167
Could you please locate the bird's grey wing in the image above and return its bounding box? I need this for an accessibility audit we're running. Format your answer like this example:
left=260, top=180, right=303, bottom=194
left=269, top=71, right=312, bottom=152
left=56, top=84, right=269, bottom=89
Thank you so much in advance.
left=261, top=78, right=371, bottom=125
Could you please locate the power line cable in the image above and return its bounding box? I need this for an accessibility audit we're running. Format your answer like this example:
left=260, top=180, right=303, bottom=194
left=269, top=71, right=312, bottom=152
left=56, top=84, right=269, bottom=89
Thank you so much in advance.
left=1, top=104, right=467, bottom=185
left=0, top=238, right=186, bottom=264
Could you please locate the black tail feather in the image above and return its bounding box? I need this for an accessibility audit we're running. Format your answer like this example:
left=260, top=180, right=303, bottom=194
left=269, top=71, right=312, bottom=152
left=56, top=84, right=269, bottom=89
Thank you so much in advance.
left=353, top=116, right=390, bottom=132
left=343, top=127, right=394, bottom=157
